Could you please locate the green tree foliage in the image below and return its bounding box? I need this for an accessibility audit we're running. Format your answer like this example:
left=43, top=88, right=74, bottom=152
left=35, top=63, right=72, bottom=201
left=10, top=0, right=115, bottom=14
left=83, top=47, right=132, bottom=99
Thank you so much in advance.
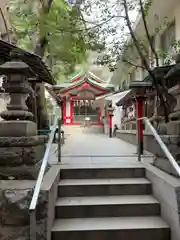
left=8, top=0, right=95, bottom=81
left=81, top=0, right=180, bottom=71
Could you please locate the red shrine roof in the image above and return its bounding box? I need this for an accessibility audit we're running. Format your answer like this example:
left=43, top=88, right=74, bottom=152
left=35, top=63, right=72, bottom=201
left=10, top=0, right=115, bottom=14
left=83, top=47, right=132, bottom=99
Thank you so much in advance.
left=46, top=71, right=114, bottom=102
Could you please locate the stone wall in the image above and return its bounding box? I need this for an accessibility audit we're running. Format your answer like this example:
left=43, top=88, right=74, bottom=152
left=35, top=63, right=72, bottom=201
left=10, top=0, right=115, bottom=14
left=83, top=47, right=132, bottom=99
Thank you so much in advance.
left=0, top=165, right=60, bottom=240
left=116, top=130, right=180, bottom=176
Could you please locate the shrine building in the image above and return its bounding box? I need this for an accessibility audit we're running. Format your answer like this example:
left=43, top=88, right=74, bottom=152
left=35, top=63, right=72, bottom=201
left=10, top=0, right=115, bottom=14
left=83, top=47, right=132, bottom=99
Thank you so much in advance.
left=46, top=72, right=114, bottom=125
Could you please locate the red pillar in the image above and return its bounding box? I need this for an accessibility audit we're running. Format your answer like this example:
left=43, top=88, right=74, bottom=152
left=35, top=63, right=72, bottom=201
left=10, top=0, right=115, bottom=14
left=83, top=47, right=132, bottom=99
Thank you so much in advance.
left=63, top=98, right=66, bottom=124
left=136, top=97, right=144, bottom=155
left=70, top=100, right=74, bottom=124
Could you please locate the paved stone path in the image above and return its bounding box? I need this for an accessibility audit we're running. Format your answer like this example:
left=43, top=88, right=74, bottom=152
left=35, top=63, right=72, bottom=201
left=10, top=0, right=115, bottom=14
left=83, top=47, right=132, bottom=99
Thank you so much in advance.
left=49, top=126, right=152, bottom=166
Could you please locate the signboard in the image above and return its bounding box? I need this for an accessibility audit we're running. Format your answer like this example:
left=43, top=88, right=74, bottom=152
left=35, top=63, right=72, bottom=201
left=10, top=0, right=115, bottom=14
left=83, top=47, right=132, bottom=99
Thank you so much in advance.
left=66, top=0, right=82, bottom=6
left=67, top=0, right=75, bottom=5
left=76, top=90, right=95, bottom=100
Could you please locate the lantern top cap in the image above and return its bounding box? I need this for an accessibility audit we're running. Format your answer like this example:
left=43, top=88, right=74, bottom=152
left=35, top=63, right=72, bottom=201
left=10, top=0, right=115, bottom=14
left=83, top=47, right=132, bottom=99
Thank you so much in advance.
left=0, top=49, right=35, bottom=77
left=129, top=81, right=152, bottom=89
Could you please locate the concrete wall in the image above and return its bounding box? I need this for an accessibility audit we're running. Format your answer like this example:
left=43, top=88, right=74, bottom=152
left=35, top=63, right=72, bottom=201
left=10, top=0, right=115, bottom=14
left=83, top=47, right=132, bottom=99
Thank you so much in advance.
left=116, top=130, right=180, bottom=176
left=42, top=165, right=60, bottom=240
left=145, top=163, right=180, bottom=240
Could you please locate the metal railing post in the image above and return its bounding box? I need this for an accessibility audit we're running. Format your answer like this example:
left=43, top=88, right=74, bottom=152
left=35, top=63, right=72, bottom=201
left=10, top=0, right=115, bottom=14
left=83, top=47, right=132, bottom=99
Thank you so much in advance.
left=58, top=118, right=61, bottom=162
left=61, top=130, right=65, bottom=144
left=136, top=100, right=141, bottom=162
left=137, top=117, right=141, bottom=162
left=30, top=210, right=36, bottom=240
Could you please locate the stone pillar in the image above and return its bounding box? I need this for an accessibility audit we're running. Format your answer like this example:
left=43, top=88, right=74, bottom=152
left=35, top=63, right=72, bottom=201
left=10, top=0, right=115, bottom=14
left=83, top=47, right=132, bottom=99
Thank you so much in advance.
left=0, top=50, right=48, bottom=180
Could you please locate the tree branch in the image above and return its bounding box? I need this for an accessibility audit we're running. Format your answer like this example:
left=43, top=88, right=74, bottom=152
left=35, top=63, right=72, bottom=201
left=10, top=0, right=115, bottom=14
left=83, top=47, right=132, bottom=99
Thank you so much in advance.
left=123, top=0, right=169, bottom=122
left=54, top=16, right=122, bottom=34
left=123, top=58, right=146, bottom=69
left=35, top=0, right=54, bottom=56
left=139, top=0, right=159, bottom=67
left=123, top=0, right=150, bottom=70
left=80, top=14, right=125, bottom=25
left=0, top=7, right=10, bottom=42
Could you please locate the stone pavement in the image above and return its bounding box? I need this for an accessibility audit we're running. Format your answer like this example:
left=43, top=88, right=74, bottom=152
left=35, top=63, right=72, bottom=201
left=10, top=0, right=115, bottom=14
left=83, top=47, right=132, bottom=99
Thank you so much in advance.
left=49, top=126, right=153, bottom=166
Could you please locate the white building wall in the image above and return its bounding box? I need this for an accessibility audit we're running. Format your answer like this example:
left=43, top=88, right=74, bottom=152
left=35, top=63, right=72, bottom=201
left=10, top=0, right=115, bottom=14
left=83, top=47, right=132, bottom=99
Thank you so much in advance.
left=112, top=100, right=122, bottom=129
left=111, top=0, right=180, bottom=87
left=174, top=4, right=180, bottom=40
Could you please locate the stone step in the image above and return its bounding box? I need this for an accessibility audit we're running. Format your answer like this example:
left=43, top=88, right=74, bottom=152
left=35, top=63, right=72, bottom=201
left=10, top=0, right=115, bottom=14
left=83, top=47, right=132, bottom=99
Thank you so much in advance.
left=51, top=216, right=170, bottom=240
left=58, top=178, right=152, bottom=197
left=60, top=166, right=145, bottom=179
left=55, top=195, right=160, bottom=218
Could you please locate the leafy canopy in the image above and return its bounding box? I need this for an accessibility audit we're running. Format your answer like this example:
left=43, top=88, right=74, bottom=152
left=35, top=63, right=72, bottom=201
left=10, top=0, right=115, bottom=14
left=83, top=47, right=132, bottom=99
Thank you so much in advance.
left=8, top=0, right=97, bottom=81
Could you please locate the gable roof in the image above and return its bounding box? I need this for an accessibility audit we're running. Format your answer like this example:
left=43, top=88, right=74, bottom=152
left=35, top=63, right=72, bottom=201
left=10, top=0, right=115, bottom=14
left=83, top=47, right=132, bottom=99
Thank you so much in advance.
left=53, top=75, right=114, bottom=93
left=53, top=70, right=114, bottom=92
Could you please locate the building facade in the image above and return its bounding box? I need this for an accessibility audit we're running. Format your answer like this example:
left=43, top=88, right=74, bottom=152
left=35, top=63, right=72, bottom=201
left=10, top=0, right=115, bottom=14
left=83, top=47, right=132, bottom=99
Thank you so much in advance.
left=111, top=0, right=180, bottom=89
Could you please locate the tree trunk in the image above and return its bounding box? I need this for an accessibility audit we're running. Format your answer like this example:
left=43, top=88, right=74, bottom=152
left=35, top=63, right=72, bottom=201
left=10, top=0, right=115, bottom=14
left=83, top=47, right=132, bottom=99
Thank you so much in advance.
left=33, top=0, right=54, bottom=130
left=36, top=83, right=49, bottom=129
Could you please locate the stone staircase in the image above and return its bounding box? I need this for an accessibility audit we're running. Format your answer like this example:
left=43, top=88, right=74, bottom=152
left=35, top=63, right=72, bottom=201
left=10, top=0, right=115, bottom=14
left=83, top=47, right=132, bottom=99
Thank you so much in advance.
left=51, top=166, right=170, bottom=240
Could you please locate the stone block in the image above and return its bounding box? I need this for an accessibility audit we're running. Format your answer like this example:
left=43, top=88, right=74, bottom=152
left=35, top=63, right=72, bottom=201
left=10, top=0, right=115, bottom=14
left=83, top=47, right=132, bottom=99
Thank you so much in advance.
left=0, top=161, right=50, bottom=180
left=166, top=121, right=180, bottom=135
left=0, top=166, right=60, bottom=240
left=0, top=147, right=23, bottom=166
left=0, top=120, right=37, bottom=137
left=0, top=186, right=48, bottom=240
left=0, top=144, right=45, bottom=166
left=0, top=143, right=46, bottom=179
left=23, top=145, right=46, bottom=165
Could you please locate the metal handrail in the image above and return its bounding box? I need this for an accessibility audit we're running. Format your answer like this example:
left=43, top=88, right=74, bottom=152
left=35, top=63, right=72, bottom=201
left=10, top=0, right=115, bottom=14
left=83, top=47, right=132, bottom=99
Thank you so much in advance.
left=139, top=117, right=180, bottom=177
left=29, top=116, right=61, bottom=240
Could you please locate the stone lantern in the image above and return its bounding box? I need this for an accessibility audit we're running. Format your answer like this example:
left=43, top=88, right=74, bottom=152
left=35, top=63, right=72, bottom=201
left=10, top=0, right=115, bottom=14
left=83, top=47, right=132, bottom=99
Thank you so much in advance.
left=0, top=49, right=47, bottom=179
left=106, top=103, right=115, bottom=138
left=0, top=55, right=34, bottom=122
left=130, top=81, right=152, bottom=156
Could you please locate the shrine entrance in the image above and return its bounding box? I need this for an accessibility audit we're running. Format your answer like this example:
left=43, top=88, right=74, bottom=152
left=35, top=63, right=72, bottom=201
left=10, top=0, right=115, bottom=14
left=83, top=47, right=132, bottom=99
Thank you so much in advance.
left=46, top=71, right=114, bottom=126
left=73, top=100, right=99, bottom=124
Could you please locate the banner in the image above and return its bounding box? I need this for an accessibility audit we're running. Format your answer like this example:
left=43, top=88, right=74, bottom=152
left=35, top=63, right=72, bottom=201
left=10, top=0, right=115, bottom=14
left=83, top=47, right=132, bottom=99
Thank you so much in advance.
left=66, top=0, right=82, bottom=6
